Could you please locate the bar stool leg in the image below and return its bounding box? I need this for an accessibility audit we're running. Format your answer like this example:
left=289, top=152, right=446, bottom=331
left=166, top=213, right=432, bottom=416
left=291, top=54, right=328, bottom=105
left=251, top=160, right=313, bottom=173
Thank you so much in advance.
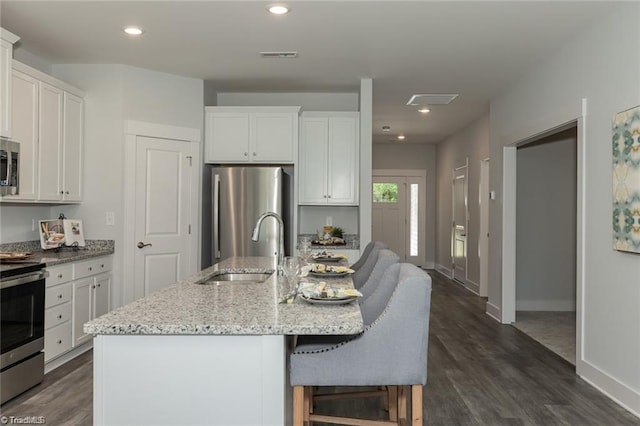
left=398, top=385, right=407, bottom=424
left=411, top=385, right=423, bottom=425
left=293, top=386, right=304, bottom=426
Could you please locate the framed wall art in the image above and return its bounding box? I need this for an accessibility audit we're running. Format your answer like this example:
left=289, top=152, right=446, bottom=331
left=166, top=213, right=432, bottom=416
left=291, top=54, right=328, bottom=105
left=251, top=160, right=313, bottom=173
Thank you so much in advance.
left=612, top=105, right=640, bottom=254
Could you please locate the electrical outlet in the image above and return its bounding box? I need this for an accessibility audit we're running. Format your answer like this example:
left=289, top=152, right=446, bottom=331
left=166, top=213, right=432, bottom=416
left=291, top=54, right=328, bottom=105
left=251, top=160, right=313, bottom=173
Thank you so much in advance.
left=106, top=212, right=115, bottom=226
left=326, top=216, right=333, bottom=226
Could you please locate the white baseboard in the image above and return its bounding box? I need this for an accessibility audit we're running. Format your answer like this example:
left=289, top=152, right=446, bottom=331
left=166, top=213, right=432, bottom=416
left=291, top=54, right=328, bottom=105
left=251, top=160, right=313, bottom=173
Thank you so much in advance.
left=421, top=261, right=435, bottom=269
left=516, top=299, right=576, bottom=311
left=464, top=279, right=480, bottom=295
left=45, top=341, right=92, bottom=374
left=434, top=263, right=452, bottom=278
left=578, top=359, right=640, bottom=418
left=486, top=301, right=502, bottom=323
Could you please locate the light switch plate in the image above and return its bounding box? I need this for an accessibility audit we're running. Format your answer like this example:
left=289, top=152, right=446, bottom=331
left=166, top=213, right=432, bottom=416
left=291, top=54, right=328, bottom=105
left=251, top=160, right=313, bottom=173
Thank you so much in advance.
left=106, top=211, right=115, bottom=226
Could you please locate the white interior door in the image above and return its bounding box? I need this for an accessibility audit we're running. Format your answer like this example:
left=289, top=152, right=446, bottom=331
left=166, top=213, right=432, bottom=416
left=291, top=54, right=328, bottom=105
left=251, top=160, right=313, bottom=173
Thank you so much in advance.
left=134, top=136, right=194, bottom=298
left=479, top=158, right=490, bottom=296
left=372, top=176, right=406, bottom=260
left=453, top=160, right=468, bottom=283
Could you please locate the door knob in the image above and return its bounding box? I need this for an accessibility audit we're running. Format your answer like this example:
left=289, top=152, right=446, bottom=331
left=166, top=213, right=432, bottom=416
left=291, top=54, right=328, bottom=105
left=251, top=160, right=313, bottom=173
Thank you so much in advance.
left=137, top=242, right=152, bottom=249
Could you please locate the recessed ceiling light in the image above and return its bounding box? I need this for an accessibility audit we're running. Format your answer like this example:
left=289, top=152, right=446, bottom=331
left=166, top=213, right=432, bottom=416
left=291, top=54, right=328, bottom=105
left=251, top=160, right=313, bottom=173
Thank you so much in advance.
left=418, top=108, right=430, bottom=114
left=397, top=135, right=406, bottom=141
left=268, top=4, right=290, bottom=15
left=123, top=26, right=144, bottom=36
left=382, top=126, right=391, bottom=132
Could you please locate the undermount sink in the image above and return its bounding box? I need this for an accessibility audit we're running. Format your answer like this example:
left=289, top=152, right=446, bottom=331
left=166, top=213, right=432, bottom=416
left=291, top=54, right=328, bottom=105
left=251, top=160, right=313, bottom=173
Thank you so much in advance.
left=196, top=271, right=273, bottom=285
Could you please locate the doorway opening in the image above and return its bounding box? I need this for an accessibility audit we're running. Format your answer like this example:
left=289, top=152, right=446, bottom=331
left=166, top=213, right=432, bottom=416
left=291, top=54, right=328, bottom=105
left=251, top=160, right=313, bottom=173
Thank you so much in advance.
left=512, top=126, right=578, bottom=365
left=372, top=169, right=426, bottom=267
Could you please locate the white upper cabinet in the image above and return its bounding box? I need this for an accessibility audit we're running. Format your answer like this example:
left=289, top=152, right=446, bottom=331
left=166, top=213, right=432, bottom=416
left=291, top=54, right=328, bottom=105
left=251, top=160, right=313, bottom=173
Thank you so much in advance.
left=205, top=106, right=300, bottom=163
left=10, top=69, right=38, bottom=200
left=2, top=61, right=84, bottom=203
left=0, top=28, right=19, bottom=138
left=299, top=112, right=360, bottom=205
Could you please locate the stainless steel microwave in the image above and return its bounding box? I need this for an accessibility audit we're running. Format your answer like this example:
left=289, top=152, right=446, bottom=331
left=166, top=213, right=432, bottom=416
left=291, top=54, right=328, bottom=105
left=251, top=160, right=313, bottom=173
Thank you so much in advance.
left=0, top=138, right=19, bottom=196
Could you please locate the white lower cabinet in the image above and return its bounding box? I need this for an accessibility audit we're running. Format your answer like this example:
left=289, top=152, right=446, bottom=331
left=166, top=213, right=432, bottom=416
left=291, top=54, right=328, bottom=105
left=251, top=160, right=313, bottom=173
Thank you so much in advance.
left=44, top=256, right=112, bottom=364
left=72, top=272, right=111, bottom=347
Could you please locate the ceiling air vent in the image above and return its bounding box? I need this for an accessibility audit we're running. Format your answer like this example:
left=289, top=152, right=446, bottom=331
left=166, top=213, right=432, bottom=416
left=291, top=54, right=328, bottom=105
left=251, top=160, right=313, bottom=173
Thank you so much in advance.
left=260, top=51, right=298, bottom=58
left=406, top=94, right=458, bottom=106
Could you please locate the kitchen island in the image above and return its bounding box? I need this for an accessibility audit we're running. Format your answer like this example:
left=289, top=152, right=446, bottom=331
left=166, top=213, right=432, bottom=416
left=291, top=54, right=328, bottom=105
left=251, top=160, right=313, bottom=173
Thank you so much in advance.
left=84, top=257, right=363, bottom=426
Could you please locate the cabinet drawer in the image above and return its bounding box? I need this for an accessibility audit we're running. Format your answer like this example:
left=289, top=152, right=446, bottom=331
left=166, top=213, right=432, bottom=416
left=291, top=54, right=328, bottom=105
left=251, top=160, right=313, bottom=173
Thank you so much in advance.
left=45, top=283, right=72, bottom=308
left=46, top=264, right=73, bottom=287
left=44, top=321, right=72, bottom=362
left=45, top=301, right=72, bottom=330
left=74, top=256, right=112, bottom=279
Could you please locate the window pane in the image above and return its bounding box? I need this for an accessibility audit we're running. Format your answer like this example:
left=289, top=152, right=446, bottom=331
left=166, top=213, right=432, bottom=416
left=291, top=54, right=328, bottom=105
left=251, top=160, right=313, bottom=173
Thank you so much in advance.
left=410, top=183, right=418, bottom=256
left=373, top=183, right=398, bottom=203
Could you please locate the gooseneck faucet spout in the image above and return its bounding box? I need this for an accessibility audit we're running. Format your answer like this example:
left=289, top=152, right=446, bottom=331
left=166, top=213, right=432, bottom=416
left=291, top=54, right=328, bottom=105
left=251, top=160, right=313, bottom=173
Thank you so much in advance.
left=251, top=211, right=285, bottom=274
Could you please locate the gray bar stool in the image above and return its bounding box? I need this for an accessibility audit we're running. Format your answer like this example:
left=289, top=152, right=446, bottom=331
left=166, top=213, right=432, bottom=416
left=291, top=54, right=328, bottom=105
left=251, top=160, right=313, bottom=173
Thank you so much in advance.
left=350, top=241, right=388, bottom=272
left=352, top=242, right=390, bottom=289
left=290, top=263, right=432, bottom=425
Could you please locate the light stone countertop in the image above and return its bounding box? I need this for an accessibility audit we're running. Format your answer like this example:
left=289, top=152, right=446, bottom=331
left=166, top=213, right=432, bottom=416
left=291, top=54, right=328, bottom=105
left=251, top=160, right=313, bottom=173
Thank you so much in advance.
left=84, top=256, right=364, bottom=336
left=0, top=240, right=114, bottom=265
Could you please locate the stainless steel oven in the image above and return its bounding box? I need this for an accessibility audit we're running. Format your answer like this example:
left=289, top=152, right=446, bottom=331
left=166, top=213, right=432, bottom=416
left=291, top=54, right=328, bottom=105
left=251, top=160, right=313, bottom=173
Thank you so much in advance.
left=0, top=263, right=47, bottom=405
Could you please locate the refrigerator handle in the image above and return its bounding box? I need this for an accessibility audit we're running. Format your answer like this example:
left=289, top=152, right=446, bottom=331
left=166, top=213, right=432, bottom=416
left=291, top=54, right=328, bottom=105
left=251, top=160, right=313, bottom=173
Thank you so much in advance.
left=213, top=173, right=221, bottom=259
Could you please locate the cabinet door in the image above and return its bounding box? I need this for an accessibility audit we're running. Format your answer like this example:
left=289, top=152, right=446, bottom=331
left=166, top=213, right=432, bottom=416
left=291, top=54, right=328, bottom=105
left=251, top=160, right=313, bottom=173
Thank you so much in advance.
left=38, top=81, right=63, bottom=201
left=205, top=112, right=250, bottom=162
left=8, top=70, right=38, bottom=200
left=251, top=113, right=295, bottom=162
left=62, top=92, right=83, bottom=201
left=93, top=273, right=111, bottom=319
left=72, top=277, right=93, bottom=347
left=298, top=117, right=328, bottom=204
left=327, top=117, right=359, bottom=205
left=0, top=40, right=12, bottom=138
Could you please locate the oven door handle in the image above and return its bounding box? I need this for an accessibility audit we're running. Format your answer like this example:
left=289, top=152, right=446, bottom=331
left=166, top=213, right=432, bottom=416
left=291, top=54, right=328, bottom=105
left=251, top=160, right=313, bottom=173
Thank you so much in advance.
left=1, top=270, right=49, bottom=289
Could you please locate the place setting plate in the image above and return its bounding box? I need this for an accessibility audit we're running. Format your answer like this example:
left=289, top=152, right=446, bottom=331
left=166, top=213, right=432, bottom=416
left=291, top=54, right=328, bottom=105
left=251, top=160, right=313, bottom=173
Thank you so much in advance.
left=309, top=270, right=349, bottom=278
left=297, top=282, right=361, bottom=305
left=299, top=294, right=359, bottom=305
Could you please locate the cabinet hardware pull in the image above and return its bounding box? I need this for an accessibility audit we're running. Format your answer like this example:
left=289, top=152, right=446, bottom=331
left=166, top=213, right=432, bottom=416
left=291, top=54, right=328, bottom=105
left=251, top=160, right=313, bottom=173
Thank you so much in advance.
left=57, top=314, right=62, bottom=319
left=57, top=294, right=62, bottom=299
left=58, top=274, right=63, bottom=278
left=244, top=152, right=248, bottom=157
left=57, top=340, right=62, bottom=344
left=97, top=283, right=101, bottom=288
left=92, top=285, right=96, bottom=289
left=101, top=264, right=104, bottom=268
left=88, top=267, right=92, bottom=271
left=65, top=191, right=69, bottom=195
left=60, top=190, right=64, bottom=194
left=252, top=152, right=257, bottom=156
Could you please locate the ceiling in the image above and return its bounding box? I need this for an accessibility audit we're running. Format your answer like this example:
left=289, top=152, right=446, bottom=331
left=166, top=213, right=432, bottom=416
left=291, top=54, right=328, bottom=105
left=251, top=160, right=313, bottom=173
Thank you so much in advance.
left=0, top=1, right=616, bottom=144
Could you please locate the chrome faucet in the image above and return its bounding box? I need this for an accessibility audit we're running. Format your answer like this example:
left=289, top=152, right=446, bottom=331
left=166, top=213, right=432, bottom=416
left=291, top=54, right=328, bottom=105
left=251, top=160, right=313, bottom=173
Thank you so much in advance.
left=251, top=211, right=285, bottom=275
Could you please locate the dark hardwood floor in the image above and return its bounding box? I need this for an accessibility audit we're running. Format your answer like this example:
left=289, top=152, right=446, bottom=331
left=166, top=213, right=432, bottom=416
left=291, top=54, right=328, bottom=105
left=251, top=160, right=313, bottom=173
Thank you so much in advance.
left=1, top=271, right=638, bottom=425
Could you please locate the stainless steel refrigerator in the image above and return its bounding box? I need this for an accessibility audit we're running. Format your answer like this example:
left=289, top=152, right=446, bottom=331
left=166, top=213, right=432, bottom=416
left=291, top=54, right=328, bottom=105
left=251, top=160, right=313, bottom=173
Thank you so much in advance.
left=212, top=166, right=291, bottom=264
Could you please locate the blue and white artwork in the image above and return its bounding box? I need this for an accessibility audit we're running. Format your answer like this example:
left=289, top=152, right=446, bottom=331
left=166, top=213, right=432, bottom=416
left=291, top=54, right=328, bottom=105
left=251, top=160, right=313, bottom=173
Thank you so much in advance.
left=613, top=105, right=640, bottom=253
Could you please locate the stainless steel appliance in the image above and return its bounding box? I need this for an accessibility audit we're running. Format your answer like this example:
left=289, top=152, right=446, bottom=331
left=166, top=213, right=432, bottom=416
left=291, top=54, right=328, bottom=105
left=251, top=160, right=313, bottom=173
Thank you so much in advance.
left=0, top=262, right=47, bottom=404
left=212, top=166, right=291, bottom=264
left=0, top=138, right=20, bottom=196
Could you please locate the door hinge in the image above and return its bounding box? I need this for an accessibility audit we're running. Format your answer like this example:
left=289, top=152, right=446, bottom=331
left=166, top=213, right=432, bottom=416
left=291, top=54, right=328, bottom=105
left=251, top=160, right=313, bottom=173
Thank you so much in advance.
left=186, top=156, right=193, bottom=166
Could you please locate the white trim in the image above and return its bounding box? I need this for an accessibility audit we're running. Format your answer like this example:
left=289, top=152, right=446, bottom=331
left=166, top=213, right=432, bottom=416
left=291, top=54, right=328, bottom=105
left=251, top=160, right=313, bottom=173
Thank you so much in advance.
left=422, top=261, right=435, bottom=270
left=1, top=28, right=20, bottom=44
left=486, top=302, right=502, bottom=322
left=373, top=169, right=427, bottom=177
left=452, top=158, right=469, bottom=284
left=359, top=78, right=373, bottom=249
left=44, top=341, right=92, bottom=374
left=125, top=120, right=201, bottom=143
left=516, top=300, right=576, bottom=311
left=122, top=120, right=201, bottom=305
left=579, top=360, right=640, bottom=418
left=501, top=146, right=517, bottom=324
left=464, top=279, right=480, bottom=295
left=479, top=158, right=490, bottom=297
left=575, top=101, right=587, bottom=393
left=434, top=263, right=452, bottom=279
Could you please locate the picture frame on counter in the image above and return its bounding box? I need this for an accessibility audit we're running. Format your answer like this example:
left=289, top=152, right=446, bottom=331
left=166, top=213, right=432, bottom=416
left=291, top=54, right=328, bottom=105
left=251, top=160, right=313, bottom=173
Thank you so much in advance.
left=39, top=219, right=85, bottom=249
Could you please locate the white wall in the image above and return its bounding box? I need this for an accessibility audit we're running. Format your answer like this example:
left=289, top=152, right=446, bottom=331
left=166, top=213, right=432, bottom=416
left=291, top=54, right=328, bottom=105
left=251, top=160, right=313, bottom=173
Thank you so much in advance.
left=435, top=113, right=490, bottom=287
left=516, top=128, right=576, bottom=311
left=298, top=206, right=358, bottom=235
left=0, top=205, right=51, bottom=243
left=49, top=64, right=203, bottom=310
left=217, top=92, right=358, bottom=111
left=372, top=142, right=437, bottom=267
left=489, top=3, right=639, bottom=414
